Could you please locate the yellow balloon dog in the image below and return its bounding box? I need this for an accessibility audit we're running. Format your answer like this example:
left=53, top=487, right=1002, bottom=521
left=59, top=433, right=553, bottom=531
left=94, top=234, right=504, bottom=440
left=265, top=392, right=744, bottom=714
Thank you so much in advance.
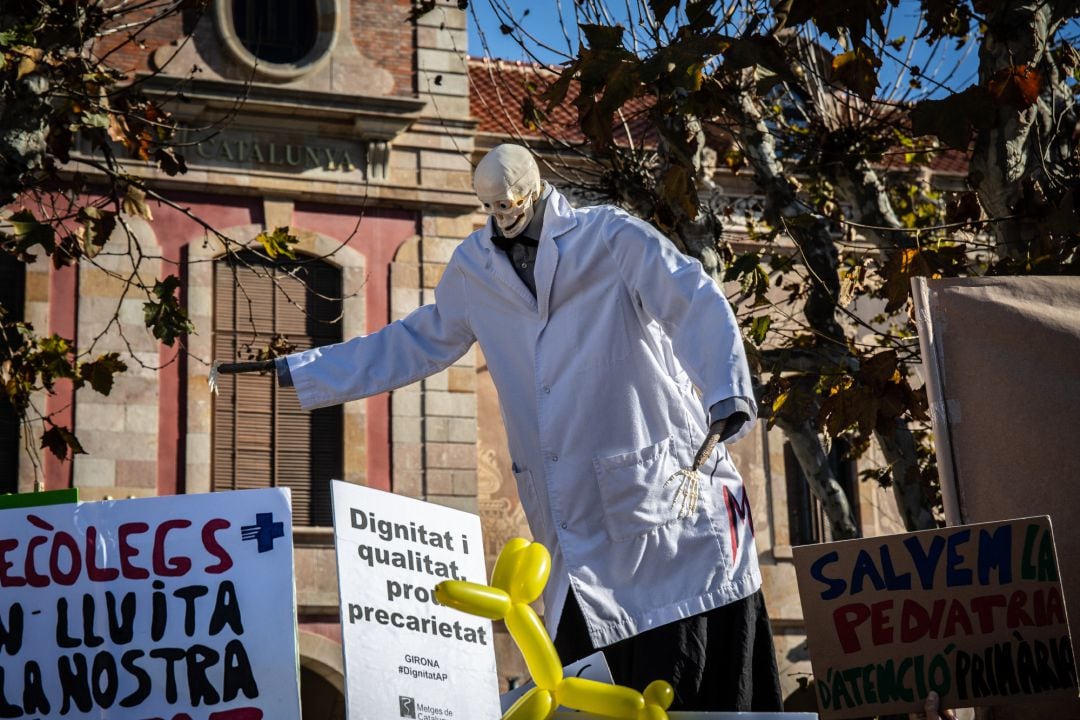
left=435, top=538, right=674, bottom=720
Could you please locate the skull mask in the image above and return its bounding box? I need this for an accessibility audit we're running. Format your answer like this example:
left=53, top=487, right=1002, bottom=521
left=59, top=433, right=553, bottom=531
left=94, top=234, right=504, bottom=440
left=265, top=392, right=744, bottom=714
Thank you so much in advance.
left=474, top=144, right=543, bottom=239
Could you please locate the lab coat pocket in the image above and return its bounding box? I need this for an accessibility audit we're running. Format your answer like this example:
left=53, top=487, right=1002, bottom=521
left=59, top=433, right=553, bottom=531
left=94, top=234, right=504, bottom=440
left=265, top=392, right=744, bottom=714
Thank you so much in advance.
left=513, top=465, right=547, bottom=539
left=593, top=436, right=681, bottom=542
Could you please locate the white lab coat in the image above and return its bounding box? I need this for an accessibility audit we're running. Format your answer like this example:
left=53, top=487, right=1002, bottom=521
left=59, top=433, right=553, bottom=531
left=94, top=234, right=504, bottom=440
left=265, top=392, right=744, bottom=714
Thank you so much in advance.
left=287, top=188, right=762, bottom=647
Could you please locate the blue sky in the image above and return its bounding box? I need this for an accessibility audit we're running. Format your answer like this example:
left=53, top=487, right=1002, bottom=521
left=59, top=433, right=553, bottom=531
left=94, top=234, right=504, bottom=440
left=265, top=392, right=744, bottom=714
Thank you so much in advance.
left=466, top=1, right=574, bottom=63
left=465, top=0, right=982, bottom=99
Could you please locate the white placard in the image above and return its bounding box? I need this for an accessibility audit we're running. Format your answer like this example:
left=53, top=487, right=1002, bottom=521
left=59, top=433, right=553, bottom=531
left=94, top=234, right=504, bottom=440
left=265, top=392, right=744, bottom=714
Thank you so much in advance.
left=500, top=651, right=614, bottom=712
left=0, top=488, right=300, bottom=720
left=332, top=481, right=500, bottom=720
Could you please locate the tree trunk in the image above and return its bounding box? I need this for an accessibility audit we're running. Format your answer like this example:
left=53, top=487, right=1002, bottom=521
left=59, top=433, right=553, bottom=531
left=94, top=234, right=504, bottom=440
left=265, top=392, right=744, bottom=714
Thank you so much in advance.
left=662, top=111, right=726, bottom=285
left=722, top=80, right=859, bottom=538
left=875, top=420, right=937, bottom=531
left=831, top=159, right=934, bottom=532
left=775, top=416, right=859, bottom=539
left=728, top=88, right=846, bottom=348
left=968, top=0, right=1073, bottom=258
left=832, top=157, right=911, bottom=248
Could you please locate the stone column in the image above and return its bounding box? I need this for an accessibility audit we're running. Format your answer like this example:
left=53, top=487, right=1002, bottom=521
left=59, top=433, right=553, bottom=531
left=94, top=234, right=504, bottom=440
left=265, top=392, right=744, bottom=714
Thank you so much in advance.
left=71, top=217, right=160, bottom=499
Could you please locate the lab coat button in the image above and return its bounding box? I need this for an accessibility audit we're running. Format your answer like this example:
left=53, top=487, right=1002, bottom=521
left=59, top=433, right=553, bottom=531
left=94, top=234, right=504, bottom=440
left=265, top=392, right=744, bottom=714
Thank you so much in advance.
left=561, top=522, right=568, bottom=529
left=551, top=454, right=558, bottom=462
left=542, top=385, right=550, bottom=394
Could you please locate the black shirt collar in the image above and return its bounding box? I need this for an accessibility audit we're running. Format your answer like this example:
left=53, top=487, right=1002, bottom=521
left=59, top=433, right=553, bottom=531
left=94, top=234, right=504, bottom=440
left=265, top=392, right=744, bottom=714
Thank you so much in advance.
left=492, top=230, right=539, bottom=253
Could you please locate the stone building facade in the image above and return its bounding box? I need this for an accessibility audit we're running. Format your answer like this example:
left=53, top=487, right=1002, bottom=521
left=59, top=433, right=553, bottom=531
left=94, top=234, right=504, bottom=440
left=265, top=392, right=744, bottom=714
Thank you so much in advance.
left=3, top=2, right=917, bottom=716
left=10, top=1, right=481, bottom=715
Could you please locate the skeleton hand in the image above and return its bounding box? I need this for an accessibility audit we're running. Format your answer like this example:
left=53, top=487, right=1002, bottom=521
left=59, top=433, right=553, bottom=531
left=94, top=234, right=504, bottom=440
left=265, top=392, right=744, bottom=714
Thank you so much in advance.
left=665, top=426, right=723, bottom=519
left=208, top=359, right=277, bottom=394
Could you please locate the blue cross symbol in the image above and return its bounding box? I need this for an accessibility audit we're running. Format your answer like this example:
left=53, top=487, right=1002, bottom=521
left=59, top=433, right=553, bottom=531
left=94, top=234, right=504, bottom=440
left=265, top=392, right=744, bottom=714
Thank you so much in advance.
left=241, top=512, right=285, bottom=553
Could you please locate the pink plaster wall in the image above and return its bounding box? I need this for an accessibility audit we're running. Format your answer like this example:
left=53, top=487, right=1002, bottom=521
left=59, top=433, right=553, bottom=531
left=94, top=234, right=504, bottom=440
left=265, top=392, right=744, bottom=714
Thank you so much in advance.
left=148, top=193, right=261, bottom=496
left=44, top=264, right=77, bottom=491
left=300, top=618, right=344, bottom=644
left=42, top=191, right=414, bottom=498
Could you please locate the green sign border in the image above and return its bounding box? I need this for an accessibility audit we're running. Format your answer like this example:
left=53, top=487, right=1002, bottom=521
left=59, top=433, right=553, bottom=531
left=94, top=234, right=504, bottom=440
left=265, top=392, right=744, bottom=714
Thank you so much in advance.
left=0, top=488, right=79, bottom=510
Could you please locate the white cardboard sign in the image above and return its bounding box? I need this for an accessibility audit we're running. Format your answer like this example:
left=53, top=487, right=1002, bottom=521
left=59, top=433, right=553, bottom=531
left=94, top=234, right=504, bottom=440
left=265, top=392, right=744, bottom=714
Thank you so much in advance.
left=500, top=651, right=614, bottom=712
left=332, top=481, right=500, bottom=720
left=0, top=488, right=301, bottom=720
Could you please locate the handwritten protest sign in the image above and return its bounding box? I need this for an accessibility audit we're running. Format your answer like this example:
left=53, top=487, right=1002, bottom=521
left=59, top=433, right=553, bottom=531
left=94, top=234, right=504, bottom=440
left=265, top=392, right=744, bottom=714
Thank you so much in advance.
left=0, top=488, right=300, bottom=720
left=794, top=516, right=1077, bottom=718
left=332, top=480, right=500, bottom=720
left=0, top=488, right=78, bottom=510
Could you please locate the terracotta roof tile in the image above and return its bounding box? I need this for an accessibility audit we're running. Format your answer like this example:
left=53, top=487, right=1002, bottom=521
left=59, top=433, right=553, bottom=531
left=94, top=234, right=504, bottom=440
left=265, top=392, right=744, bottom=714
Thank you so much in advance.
left=469, top=58, right=574, bottom=138
left=466, top=57, right=968, bottom=175
left=467, top=57, right=654, bottom=146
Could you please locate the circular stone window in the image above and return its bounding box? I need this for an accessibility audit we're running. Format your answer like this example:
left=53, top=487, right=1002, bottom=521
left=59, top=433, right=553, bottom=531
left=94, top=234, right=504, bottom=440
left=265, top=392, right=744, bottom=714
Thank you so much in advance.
left=217, top=0, right=337, bottom=80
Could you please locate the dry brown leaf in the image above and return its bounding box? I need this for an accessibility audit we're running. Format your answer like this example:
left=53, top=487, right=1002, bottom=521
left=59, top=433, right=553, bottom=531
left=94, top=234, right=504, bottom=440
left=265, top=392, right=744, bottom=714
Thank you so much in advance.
left=988, top=64, right=1044, bottom=109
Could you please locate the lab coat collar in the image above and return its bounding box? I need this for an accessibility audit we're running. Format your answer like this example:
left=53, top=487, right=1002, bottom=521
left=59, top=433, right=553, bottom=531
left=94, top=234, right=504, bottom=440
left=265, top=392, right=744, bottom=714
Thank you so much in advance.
left=538, top=186, right=578, bottom=242
left=534, top=187, right=577, bottom=324
left=479, top=186, right=578, bottom=317
left=478, top=215, right=538, bottom=311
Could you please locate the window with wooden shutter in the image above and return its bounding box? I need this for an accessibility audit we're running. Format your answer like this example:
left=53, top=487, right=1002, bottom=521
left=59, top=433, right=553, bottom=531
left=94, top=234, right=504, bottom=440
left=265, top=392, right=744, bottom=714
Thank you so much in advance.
left=212, top=251, right=343, bottom=526
left=0, top=254, right=23, bottom=490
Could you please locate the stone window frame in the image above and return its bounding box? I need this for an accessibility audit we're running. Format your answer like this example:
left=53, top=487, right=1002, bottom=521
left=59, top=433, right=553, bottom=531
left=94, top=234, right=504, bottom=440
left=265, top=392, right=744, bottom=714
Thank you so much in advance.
left=186, top=225, right=367, bottom=500
left=214, top=0, right=339, bottom=81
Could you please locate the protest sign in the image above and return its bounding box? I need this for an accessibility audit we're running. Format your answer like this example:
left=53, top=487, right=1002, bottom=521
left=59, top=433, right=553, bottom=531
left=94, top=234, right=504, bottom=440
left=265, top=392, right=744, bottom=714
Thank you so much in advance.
left=0, top=487, right=301, bottom=720
left=500, top=651, right=614, bottom=713
left=794, top=516, right=1077, bottom=718
left=332, top=480, right=500, bottom=720
left=0, top=487, right=78, bottom=510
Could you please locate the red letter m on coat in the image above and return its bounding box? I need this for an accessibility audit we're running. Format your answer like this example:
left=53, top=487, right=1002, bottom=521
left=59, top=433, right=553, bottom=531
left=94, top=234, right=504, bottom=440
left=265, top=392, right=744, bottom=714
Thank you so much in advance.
left=723, top=485, right=754, bottom=557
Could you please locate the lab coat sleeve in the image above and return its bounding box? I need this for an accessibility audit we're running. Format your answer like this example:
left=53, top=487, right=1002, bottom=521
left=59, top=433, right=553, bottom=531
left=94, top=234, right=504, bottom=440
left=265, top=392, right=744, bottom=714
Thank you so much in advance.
left=285, top=258, right=475, bottom=411
left=710, top=397, right=754, bottom=440
left=602, top=211, right=758, bottom=442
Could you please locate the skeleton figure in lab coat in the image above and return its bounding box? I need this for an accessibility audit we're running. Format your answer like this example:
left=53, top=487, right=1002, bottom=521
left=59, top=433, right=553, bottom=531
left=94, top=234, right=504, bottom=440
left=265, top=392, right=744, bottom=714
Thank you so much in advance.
left=218, top=144, right=782, bottom=711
